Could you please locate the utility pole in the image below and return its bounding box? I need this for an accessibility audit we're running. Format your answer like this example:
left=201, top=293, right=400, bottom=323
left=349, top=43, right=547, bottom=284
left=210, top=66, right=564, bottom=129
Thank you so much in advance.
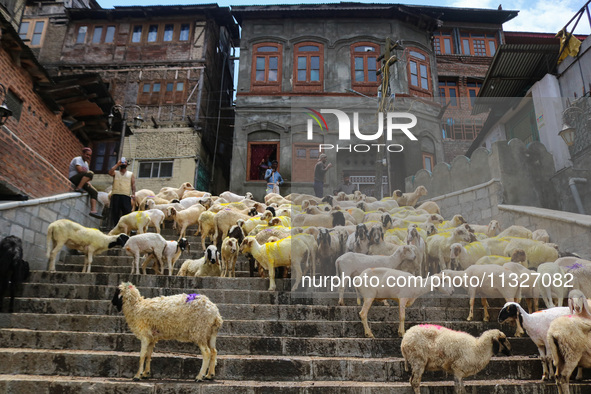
left=375, top=38, right=399, bottom=199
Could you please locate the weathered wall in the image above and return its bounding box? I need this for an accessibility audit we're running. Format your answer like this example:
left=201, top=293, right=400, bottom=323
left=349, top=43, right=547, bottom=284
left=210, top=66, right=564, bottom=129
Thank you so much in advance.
left=496, top=205, right=591, bottom=259
left=406, top=139, right=559, bottom=210
left=0, top=49, right=84, bottom=198
left=0, top=193, right=101, bottom=270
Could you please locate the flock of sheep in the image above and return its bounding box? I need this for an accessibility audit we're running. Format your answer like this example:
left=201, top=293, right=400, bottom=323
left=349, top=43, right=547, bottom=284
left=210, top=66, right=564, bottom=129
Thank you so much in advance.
left=41, top=181, right=591, bottom=393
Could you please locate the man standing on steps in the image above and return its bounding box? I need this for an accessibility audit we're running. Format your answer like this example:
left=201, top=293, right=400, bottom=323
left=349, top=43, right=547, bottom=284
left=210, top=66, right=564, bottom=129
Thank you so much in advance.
left=314, top=153, right=332, bottom=198
left=69, top=147, right=101, bottom=219
left=108, top=157, right=136, bottom=228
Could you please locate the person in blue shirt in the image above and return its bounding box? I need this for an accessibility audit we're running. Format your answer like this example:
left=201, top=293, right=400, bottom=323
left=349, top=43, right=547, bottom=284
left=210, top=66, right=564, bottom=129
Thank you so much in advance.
left=264, top=160, right=284, bottom=195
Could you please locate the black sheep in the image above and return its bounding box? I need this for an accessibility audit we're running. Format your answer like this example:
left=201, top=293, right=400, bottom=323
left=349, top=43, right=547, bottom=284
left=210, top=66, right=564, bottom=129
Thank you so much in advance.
left=0, top=236, right=30, bottom=313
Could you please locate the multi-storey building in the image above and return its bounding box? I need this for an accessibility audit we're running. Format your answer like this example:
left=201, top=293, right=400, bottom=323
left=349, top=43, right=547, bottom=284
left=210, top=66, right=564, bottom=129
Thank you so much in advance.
left=21, top=1, right=238, bottom=193
left=230, top=3, right=517, bottom=199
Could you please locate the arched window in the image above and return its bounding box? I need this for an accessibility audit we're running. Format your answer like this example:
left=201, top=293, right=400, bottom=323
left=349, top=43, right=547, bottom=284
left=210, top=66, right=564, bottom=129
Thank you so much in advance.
left=406, top=48, right=432, bottom=98
left=421, top=137, right=435, bottom=172
left=293, top=42, right=323, bottom=92
left=351, top=42, right=380, bottom=94
left=251, top=43, right=282, bottom=92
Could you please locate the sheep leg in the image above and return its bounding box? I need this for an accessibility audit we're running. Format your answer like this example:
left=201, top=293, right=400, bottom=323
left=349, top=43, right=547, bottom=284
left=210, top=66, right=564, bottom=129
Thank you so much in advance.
left=196, top=344, right=212, bottom=382
left=481, top=298, right=490, bottom=322
left=231, top=256, right=236, bottom=278
left=398, top=301, right=407, bottom=337
left=133, top=338, right=150, bottom=381
left=48, top=242, right=64, bottom=272
left=539, top=346, right=551, bottom=381
left=575, top=366, right=583, bottom=380
left=359, top=297, right=375, bottom=338
left=291, top=260, right=302, bottom=292
left=141, top=341, right=156, bottom=379
left=467, top=296, right=475, bottom=321
left=141, top=254, right=154, bottom=275
left=85, top=251, right=94, bottom=273
left=131, top=252, right=140, bottom=275
left=206, top=332, right=218, bottom=379
left=453, top=376, right=466, bottom=394
left=268, top=262, right=277, bottom=291
left=179, top=224, right=187, bottom=241
left=409, top=363, right=424, bottom=394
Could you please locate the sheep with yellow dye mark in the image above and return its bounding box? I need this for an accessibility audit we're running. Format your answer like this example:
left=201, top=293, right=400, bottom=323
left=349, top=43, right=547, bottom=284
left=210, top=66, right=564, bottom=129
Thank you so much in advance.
left=108, top=211, right=151, bottom=236
left=240, top=235, right=308, bottom=291
left=46, top=219, right=128, bottom=273
left=112, top=282, right=222, bottom=382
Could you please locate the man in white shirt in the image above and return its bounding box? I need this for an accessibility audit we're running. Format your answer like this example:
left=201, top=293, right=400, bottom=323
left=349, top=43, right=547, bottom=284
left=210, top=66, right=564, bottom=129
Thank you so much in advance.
left=68, top=147, right=101, bottom=218
left=108, top=157, right=136, bottom=227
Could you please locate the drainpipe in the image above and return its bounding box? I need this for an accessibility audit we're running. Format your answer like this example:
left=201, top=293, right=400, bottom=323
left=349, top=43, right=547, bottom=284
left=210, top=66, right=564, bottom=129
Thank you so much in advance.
left=569, top=177, right=587, bottom=215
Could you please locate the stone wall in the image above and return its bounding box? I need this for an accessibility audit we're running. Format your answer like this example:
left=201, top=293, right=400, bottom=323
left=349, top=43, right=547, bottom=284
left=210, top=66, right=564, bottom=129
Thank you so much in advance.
left=0, top=193, right=101, bottom=270
left=406, top=139, right=559, bottom=210
left=496, top=205, right=591, bottom=259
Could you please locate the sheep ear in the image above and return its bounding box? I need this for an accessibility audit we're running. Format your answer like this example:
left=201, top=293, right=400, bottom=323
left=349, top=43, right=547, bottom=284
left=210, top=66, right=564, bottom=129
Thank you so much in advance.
left=492, top=338, right=500, bottom=355
left=207, top=248, right=212, bottom=261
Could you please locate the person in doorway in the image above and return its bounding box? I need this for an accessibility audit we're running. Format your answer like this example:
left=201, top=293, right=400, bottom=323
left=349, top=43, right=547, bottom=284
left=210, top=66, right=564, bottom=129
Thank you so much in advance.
left=334, top=173, right=357, bottom=195
left=108, top=157, right=136, bottom=228
left=68, top=147, right=101, bottom=219
left=264, top=160, right=284, bottom=195
left=314, top=153, right=332, bottom=198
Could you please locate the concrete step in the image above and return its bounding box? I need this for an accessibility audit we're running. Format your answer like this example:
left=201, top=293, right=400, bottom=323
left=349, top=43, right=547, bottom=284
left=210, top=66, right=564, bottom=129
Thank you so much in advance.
left=0, top=313, right=520, bottom=338
left=3, top=375, right=585, bottom=394
left=0, top=328, right=539, bottom=357
left=0, top=348, right=549, bottom=382
left=55, top=264, right=252, bottom=277
left=6, top=297, right=518, bottom=326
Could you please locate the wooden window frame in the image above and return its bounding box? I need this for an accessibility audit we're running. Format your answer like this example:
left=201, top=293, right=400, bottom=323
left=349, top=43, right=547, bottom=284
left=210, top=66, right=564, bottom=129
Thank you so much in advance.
left=292, top=143, right=320, bottom=182
left=422, top=153, right=435, bottom=172
left=90, top=24, right=117, bottom=45
left=467, top=80, right=483, bottom=108
left=74, top=24, right=89, bottom=44
left=251, top=43, right=282, bottom=93
left=433, top=31, right=454, bottom=55
left=246, top=141, right=280, bottom=182
left=351, top=42, right=380, bottom=94
left=460, top=32, right=497, bottom=57
left=293, top=42, right=324, bottom=92
left=439, top=80, right=459, bottom=108
left=128, top=22, right=191, bottom=44
left=138, top=80, right=187, bottom=105
left=407, top=48, right=432, bottom=98
left=19, top=18, right=48, bottom=47
left=90, top=141, right=119, bottom=174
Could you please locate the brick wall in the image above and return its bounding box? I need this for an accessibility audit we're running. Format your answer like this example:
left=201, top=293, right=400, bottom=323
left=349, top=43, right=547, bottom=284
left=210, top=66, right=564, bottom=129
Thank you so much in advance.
left=0, top=49, right=84, bottom=198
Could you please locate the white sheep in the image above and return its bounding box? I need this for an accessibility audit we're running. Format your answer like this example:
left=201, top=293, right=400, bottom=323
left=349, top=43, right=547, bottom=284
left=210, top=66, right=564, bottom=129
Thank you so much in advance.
left=449, top=241, right=491, bottom=270
left=292, top=211, right=347, bottom=228
left=537, top=262, right=570, bottom=308
left=123, top=233, right=167, bottom=275
left=133, top=189, right=155, bottom=210
left=141, top=238, right=189, bottom=275
left=547, top=315, right=591, bottom=394
left=498, top=302, right=583, bottom=380
left=108, top=211, right=151, bottom=236
left=46, top=219, right=129, bottom=273
left=426, top=225, right=473, bottom=272
left=568, top=289, right=591, bottom=319
left=182, top=190, right=211, bottom=199
left=111, top=282, right=222, bottom=381
left=467, top=220, right=501, bottom=238
left=395, top=185, right=427, bottom=207
left=158, top=182, right=195, bottom=200
left=401, top=324, right=511, bottom=394
left=533, top=228, right=550, bottom=243
left=316, top=228, right=348, bottom=277
left=345, top=223, right=371, bottom=254
left=144, top=209, right=165, bottom=234
left=335, top=245, right=417, bottom=306
left=219, top=191, right=253, bottom=203
left=356, top=268, right=452, bottom=337
left=407, top=225, right=427, bottom=277
left=497, top=225, right=533, bottom=239
left=556, top=258, right=591, bottom=297
left=221, top=237, right=239, bottom=277
left=168, top=205, right=206, bottom=240
left=416, top=200, right=440, bottom=214
left=177, top=245, right=221, bottom=277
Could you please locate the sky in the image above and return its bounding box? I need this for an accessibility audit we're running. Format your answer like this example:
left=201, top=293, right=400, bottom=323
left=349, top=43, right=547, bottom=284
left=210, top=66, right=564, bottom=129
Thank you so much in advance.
left=97, top=0, right=591, bottom=34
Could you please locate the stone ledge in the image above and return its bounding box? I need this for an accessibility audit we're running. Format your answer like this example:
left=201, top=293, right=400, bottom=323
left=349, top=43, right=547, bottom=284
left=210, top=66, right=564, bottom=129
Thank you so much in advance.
left=499, top=205, right=591, bottom=227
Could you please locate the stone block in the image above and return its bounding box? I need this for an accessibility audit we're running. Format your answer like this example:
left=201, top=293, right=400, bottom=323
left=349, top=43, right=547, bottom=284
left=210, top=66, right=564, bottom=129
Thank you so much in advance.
left=24, top=206, right=39, bottom=216
left=458, top=191, right=476, bottom=204
left=9, top=224, right=23, bottom=238
left=1, top=209, right=16, bottom=221
left=15, top=211, right=31, bottom=228
left=38, top=207, right=57, bottom=223
left=23, top=229, right=35, bottom=244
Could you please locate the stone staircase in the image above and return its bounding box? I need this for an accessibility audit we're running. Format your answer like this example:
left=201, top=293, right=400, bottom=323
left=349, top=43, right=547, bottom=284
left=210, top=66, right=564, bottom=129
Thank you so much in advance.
left=0, top=225, right=588, bottom=393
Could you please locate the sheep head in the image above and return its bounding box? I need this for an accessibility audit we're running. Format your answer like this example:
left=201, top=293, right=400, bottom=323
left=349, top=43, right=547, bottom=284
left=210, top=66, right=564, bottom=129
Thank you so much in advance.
left=368, top=225, right=384, bottom=245
left=268, top=217, right=282, bottom=226
left=264, top=205, right=276, bottom=216
left=399, top=244, right=417, bottom=262
left=416, top=185, right=427, bottom=196
left=178, top=238, right=189, bottom=252
left=491, top=331, right=512, bottom=356
left=393, top=190, right=403, bottom=198
left=355, top=224, right=369, bottom=241
left=568, top=289, right=590, bottom=315
left=322, top=195, right=334, bottom=206
left=317, top=228, right=331, bottom=247
left=510, top=249, right=526, bottom=263
left=240, top=237, right=255, bottom=254
left=227, top=238, right=238, bottom=254
left=381, top=213, right=393, bottom=229
left=261, top=210, right=273, bottom=222
left=245, top=192, right=254, bottom=200
left=498, top=302, right=521, bottom=324
left=109, top=234, right=130, bottom=249
left=205, top=245, right=219, bottom=265
left=488, top=220, right=501, bottom=236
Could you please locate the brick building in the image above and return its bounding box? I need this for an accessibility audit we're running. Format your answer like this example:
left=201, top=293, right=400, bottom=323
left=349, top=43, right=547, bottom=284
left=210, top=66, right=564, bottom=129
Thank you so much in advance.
left=229, top=3, right=517, bottom=199
left=21, top=1, right=238, bottom=193
left=0, top=0, right=107, bottom=199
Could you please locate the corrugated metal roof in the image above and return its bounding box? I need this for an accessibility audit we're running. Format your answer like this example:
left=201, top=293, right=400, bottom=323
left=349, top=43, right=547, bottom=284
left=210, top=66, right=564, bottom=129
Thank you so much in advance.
left=474, top=44, right=560, bottom=114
